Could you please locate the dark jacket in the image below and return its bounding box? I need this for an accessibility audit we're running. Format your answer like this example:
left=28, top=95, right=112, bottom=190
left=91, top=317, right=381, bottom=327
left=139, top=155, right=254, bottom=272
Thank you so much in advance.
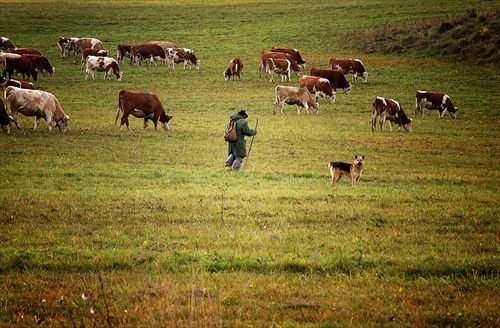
left=227, top=113, right=257, bottom=158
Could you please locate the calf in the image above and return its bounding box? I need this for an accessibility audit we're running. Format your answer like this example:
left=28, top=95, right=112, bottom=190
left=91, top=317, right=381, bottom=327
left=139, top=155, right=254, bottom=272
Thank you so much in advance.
left=4, top=86, right=70, bottom=132
left=270, top=47, right=306, bottom=68
left=224, top=57, right=243, bottom=81
left=372, top=96, right=412, bottom=132
left=415, top=90, right=458, bottom=119
left=329, top=58, right=369, bottom=83
left=309, top=68, right=352, bottom=94
left=166, top=48, right=200, bottom=70
left=85, top=56, right=123, bottom=81
left=299, top=75, right=336, bottom=103
left=115, top=89, right=173, bottom=131
left=57, top=37, right=72, bottom=57
left=0, top=97, right=11, bottom=134
left=266, top=58, right=291, bottom=83
left=273, top=85, right=318, bottom=115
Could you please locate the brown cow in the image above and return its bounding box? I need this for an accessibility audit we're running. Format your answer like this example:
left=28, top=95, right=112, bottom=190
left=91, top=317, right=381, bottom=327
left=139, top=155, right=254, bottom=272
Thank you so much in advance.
left=81, top=48, right=109, bottom=66
left=8, top=47, right=42, bottom=56
left=23, top=54, right=55, bottom=76
left=273, top=85, right=318, bottom=115
left=0, top=97, right=11, bottom=134
left=329, top=58, right=369, bottom=83
left=3, top=56, right=37, bottom=81
left=372, top=97, right=412, bottom=132
left=0, top=37, right=15, bottom=51
left=224, top=57, right=243, bottom=81
left=0, top=52, right=21, bottom=71
left=415, top=90, right=458, bottom=119
left=166, top=48, right=200, bottom=70
left=130, top=43, right=166, bottom=66
left=270, top=47, right=306, bottom=68
left=0, top=77, right=35, bottom=90
left=149, top=41, right=178, bottom=54
left=259, top=51, right=300, bottom=78
left=309, top=68, right=352, bottom=94
left=4, top=86, right=70, bottom=132
left=70, top=38, right=104, bottom=62
left=117, top=44, right=132, bottom=64
left=299, top=75, right=336, bottom=103
left=115, top=89, right=173, bottom=131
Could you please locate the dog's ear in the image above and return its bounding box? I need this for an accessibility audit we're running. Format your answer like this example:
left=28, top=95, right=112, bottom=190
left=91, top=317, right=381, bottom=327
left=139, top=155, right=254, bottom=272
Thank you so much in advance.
left=362, top=155, right=365, bottom=159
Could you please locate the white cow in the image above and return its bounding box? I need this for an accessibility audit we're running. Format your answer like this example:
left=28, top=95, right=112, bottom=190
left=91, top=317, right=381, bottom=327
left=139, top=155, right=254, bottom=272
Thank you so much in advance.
left=85, top=56, right=123, bottom=81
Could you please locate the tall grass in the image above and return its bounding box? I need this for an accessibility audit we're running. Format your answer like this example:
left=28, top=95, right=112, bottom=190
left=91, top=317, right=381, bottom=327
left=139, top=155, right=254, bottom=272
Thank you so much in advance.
left=0, top=0, right=499, bottom=326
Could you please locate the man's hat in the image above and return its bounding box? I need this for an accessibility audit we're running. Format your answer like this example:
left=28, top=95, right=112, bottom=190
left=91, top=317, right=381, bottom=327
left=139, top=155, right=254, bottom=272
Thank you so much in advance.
left=238, top=110, right=248, bottom=118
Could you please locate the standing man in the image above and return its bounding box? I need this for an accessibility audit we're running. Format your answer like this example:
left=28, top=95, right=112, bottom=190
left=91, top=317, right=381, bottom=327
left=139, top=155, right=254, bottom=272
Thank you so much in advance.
left=225, top=110, right=257, bottom=171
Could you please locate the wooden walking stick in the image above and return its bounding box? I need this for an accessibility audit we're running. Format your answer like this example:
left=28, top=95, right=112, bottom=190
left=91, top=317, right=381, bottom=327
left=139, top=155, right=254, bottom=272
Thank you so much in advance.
left=244, top=118, right=258, bottom=168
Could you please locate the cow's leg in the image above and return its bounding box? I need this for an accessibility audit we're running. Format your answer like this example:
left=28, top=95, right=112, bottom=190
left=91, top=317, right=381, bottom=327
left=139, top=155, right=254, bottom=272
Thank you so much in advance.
left=371, top=112, right=377, bottom=132
left=142, top=118, right=149, bottom=130
left=120, top=114, right=130, bottom=130
left=33, top=116, right=40, bottom=130
left=379, top=113, right=386, bottom=132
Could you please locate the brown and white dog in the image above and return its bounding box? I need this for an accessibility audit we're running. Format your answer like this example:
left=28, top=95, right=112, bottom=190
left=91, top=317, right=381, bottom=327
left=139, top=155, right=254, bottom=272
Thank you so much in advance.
left=328, top=155, right=365, bottom=186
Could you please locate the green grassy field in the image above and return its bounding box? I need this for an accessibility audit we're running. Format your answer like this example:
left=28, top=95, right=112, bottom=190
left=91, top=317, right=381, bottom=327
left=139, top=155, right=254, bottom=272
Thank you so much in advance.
left=0, top=0, right=499, bottom=326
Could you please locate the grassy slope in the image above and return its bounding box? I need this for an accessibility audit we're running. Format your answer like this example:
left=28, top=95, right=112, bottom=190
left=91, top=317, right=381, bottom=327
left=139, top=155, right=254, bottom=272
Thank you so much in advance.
left=0, top=0, right=499, bottom=327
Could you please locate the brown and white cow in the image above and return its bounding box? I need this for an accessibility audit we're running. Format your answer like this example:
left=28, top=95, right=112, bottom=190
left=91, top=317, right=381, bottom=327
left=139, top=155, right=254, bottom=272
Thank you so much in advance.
left=266, top=58, right=292, bottom=83
left=0, top=37, right=15, bottom=51
left=166, top=48, right=200, bottom=70
left=372, top=97, right=412, bottom=132
left=273, top=85, right=318, bottom=115
left=4, top=86, right=70, bottom=132
left=115, top=89, right=173, bottom=131
left=0, top=97, right=11, bottom=134
left=85, top=56, right=123, bottom=81
left=3, top=56, right=37, bottom=81
left=224, top=57, right=243, bottom=81
left=415, top=90, right=458, bottom=119
left=259, top=51, right=300, bottom=78
left=130, top=43, right=166, bottom=66
left=57, top=37, right=73, bottom=57
left=0, top=52, right=21, bottom=71
left=116, top=44, right=132, bottom=64
left=0, top=77, right=35, bottom=90
left=270, top=47, right=306, bottom=69
left=309, top=68, right=352, bottom=94
left=149, top=41, right=178, bottom=54
left=23, top=54, right=55, bottom=76
left=299, top=75, right=336, bottom=103
left=70, top=38, right=104, bottom=62
left=81, top=48, right=109, bottom=67
left=329, top=58, right=368, bottom=84
left=8, top=47, right=42, bottom=56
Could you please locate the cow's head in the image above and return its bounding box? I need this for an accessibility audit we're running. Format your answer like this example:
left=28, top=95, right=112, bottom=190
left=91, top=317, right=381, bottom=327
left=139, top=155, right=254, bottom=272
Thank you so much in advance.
left=223, top=70, right=231, bottom=81
left=195, top=60, right=201, bottom=70
left=55, top=115, right=70, bottom=132
left=326, top=92, right=336, bottom=104
left=1, top=123, right=11, bottom=134
left=160, top=114, right=173, bottom=131
left=403, top=118, right=413, bottom=132
left=361, top=72, right=369, bottom=83
left=344, top=83, right=352, bottom=94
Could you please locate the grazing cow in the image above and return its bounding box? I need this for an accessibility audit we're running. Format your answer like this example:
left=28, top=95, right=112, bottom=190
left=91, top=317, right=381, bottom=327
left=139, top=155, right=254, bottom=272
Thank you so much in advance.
left=149, top=41, right=177, bottom=54
left=81, top=48, right=109, bottom=66
left=270, top=47, right=306, bottom=68
left=259, top=51, right=300, bottom=78
left=329, top=58, right=369, bottom=84
left=273, top=85, right=318, bottom=115
left=0, top=37, right=15, bottom=51
left=0, top=77, right=35, bottom=90
left=85, top=56, right=123, bottom=81
left=299, top=75, right=336, bottom=103
left=23, top=55, right=55, bottom=76
left=8, top=47, right=42, bottom=56
left=57, top=37, right=73, bottom=57
left=309, top=68, right=352, bottom=94
left=4, top=86, right=70, bottom=132
left=115, top=89, right=173, bottom=131
left=224, top=57, right=243, bottom=81
left=266, top=58, right=292, bottom=83
left=166, top=48, right=200, bottom=70
left=415, top=90, right=458, bottom=119
left=116, top=44, right=132, bottom=64
left=0, top=97, right=11, bottom=134
left=3, top=57, right=37, bottom=81
left=70, top=38, right=104, bottom=62
left=130, top=43, right=166, bottom=66
left=371, top=97, right=412, bottom=132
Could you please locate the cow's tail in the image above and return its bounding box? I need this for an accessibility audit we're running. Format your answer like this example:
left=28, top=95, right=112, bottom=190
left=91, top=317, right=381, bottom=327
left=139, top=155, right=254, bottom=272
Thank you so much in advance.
left=115, top=92, right=123, bottom=125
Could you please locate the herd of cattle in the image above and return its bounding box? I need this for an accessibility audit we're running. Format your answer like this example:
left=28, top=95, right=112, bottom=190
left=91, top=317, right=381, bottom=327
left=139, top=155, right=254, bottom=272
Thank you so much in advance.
left=0, top=36, right=458, bottom=135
